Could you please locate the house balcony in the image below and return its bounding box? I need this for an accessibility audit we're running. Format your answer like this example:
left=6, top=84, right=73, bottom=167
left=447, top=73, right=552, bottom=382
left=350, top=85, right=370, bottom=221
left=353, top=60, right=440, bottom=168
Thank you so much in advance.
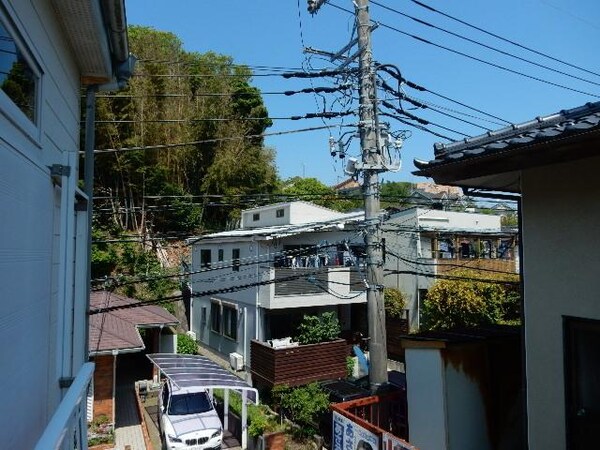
left=250, top=338, right=349, bottom=389
left=34, top=362, right=94, bottom=450
left=432, top=255, right=518, bottom=275
left=258, top=266, right=366, bottom=310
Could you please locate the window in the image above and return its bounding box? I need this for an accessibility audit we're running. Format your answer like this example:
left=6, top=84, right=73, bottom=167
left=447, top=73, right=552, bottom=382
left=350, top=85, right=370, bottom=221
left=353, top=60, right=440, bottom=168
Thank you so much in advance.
left=253, top=213, right=260, bottom=221
left=276, top=208, right=285, bottom=218
left=222, top=304, right=238, bottom=340
left=232, top=248, right=240, bottom=271
left=209, top=300, right=238, bottom=341
left=218, top=249, right=224, bottom=262
left=0, top=11, right=39, bottom=124
left=210, top=301, right=221, bottom=333
left=200, top=249, right=211, bottom=268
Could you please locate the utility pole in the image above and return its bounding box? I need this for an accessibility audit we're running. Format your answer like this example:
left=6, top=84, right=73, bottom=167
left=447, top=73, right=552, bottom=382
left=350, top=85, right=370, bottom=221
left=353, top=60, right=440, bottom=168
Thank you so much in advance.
left=307, top=0, right=388, bottom=391
left=355, top=0, right=388, bottom=390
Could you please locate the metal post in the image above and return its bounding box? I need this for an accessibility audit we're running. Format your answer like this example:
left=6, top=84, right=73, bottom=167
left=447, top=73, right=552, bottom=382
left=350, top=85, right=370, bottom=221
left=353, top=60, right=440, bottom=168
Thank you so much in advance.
left=356, top=0, right=388, bottom=390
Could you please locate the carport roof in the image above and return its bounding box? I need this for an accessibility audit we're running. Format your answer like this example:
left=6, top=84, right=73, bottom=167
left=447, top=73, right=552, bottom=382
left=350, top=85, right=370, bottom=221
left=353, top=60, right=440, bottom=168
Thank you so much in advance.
left=147, top=354, right=258, bottom=402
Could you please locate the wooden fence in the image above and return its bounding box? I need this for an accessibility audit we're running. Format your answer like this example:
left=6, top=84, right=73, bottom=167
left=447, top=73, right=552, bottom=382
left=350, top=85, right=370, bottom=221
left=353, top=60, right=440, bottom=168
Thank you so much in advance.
left=250, top=339, right=348, bottom=388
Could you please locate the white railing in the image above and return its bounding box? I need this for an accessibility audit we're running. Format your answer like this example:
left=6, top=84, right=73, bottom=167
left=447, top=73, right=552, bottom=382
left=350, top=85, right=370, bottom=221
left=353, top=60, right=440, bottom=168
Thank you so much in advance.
left=35, top=362, right=95, bottom=450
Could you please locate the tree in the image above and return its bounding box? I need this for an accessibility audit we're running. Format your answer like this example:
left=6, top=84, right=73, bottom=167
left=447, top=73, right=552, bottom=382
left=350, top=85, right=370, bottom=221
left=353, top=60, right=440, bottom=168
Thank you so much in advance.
left=295, top=312, right=341, bottom=344
left=420, top=270, right=520, bottom=330
left=90, top=26, right=279, bottom=233
left=278, top=177, right=361, bottom=212
left=380, top=181, right=413, bottom=209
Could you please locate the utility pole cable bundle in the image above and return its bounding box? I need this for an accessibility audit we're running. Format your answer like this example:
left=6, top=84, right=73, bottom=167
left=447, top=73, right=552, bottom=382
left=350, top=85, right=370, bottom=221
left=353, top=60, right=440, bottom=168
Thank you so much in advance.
left=307, top=0, right=389, bottom=391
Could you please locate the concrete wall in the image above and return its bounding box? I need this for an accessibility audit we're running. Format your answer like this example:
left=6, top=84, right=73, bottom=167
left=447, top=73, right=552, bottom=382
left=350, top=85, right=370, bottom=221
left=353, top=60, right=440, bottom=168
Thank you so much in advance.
left=240, top=201, right=348, bottom=228
left=520, top=155, right=600, bottom=449
left=0, top=1, right=85, bottom=448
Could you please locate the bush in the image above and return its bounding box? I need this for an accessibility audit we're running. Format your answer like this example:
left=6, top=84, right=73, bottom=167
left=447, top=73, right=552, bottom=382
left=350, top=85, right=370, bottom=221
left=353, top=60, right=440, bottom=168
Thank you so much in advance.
left=421, top=269, right=520, bottom=330
left=384, top=288, right=406, bottom=319
left=280, top=383, right=330, bottom=437
left=295, top=312, right=341, bottom=345
left=177, top=333, right=197, bottom=354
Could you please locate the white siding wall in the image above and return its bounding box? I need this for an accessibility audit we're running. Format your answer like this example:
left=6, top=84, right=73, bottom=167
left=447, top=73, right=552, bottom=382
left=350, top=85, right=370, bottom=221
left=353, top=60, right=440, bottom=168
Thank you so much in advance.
left=405, top=348, right=448, bottom=450
left=0, top=1, right=82, bottom=447
left=520, top=156, right=600, bottom=449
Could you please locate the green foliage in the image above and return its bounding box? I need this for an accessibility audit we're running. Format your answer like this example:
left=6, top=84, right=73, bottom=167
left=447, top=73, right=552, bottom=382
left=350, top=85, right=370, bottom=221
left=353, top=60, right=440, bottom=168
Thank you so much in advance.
left=295, top=312, right=341, bottom=345
left=384, top=288, right=406, bottom=319
left=280, top=383, right=330, bottom=437
left=213, top=389, right=283, bottom=438
left=346, top=356, right=356, bottom=378
left=421, top=270, right=520, bottom=330
left=277, top=177, right=361, bottom=212
left=177, top=333, right=197, bottom=354
left=380, top=181, right=414, bottom=209
left=91, top=26, right=279, bottom=233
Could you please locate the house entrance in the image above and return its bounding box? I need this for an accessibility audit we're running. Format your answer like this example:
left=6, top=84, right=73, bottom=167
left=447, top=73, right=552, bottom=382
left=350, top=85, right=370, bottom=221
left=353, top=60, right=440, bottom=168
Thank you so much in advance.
left=565, top=317, right=600, bottom=450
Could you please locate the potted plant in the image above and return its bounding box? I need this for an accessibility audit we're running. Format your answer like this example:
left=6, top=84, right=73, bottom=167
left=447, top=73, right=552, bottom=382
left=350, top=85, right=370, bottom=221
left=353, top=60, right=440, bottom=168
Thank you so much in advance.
left=248, top=404, right=286, bottom=450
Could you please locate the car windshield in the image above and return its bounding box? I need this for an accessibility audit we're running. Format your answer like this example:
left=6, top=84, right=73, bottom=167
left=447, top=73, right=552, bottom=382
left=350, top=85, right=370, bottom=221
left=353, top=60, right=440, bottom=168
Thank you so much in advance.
left=168, top=392, right=214, bottom=415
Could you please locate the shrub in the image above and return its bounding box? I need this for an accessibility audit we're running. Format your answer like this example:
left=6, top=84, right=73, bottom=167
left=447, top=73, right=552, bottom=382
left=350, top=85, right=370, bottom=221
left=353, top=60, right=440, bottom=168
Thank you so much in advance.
left=177, top=333, right=198, bottom=354
left=295, top=312, right=341, bottom=345
left=421, top=269, right=520, bottom=330
left=384, top=288, right=406, bottom=319
left=280, top=383, right=330, bottom=437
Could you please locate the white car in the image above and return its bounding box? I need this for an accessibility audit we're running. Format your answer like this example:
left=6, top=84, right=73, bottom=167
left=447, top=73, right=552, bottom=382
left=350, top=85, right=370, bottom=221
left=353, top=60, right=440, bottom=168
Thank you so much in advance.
left=159, top=379, right=223, bottom=450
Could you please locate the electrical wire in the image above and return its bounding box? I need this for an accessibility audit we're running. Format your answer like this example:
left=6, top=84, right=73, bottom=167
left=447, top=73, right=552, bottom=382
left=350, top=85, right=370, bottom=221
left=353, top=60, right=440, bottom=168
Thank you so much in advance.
left=371, top=0, right=600, bottom=88
left=93, top=124, right=356, bottom=154
left=405, top=0, right=600, bottom=79
left=328, top=1, right=600, bottom=98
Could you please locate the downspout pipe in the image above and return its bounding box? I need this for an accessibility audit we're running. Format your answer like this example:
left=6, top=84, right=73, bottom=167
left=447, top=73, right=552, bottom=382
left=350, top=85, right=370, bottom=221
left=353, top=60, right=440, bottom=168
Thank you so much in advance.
left=84, top=85, right=98, bottom=363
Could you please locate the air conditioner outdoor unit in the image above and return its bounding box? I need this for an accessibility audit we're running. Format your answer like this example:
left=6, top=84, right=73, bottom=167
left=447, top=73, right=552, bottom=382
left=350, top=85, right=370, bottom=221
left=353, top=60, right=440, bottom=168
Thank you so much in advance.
left=229, top=352, right=244, bottom=371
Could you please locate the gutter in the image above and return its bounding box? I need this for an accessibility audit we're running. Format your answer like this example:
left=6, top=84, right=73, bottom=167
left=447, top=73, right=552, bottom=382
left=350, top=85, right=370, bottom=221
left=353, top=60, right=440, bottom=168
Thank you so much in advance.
left=83, top=3, right=135, bottom=363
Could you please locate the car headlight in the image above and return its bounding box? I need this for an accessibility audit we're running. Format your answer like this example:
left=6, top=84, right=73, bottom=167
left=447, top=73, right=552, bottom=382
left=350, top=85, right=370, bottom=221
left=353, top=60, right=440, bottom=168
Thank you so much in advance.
left=167, top=434, right=182, bottom=443
left=211, top=429, right=222, bottom=439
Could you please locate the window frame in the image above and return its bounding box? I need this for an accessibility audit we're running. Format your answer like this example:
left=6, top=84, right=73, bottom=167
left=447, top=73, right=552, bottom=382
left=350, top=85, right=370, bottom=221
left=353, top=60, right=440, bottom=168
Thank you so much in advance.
left=210, top=300, right=221, bottom=334
left=276, top=208, right=285, bottom=218
left=252, top=213, right=260, bottom=222
left=232, top=248, right=240, bottom=272
left=209, top=299, right=238, bottom=342
left=222, top=303, right=238, bottom=341
left=0, top=5, right=42, bottom=143
left=200, top=249, right=212, bottom=269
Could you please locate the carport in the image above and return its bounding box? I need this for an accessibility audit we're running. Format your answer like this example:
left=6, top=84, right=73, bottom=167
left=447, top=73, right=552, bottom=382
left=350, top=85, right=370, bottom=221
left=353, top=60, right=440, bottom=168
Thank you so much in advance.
left=147, top=353, right=259, bottom=449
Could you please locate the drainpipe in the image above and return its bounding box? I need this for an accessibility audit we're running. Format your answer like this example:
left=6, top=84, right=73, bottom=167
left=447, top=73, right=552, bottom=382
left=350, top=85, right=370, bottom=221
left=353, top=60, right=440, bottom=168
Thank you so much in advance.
left=112, top=349, right=118, bottom=426
left=84, top=85, right=98, bottom=363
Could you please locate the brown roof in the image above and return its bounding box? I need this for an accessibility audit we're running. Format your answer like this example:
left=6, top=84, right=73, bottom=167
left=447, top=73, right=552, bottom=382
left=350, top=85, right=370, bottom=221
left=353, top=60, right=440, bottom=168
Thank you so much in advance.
left=89, top=291, right=179, bottom=355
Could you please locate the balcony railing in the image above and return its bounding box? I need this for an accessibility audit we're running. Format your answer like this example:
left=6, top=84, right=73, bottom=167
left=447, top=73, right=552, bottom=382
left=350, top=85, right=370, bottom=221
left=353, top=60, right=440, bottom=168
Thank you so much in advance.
left=35, top=362, right=94, bottom=450
left=274, top=266, right=365, bottom=296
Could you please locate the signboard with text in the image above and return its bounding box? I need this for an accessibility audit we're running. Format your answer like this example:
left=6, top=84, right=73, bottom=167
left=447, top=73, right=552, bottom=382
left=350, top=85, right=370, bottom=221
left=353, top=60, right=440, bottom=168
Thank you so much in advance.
left=332, top=411, right=379, bottom=450
left=382, top=432, right=418, bottom=450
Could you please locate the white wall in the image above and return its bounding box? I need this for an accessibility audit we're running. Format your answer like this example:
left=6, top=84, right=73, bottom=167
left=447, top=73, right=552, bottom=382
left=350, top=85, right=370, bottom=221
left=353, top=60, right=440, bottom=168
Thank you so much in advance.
left=0, top=0, right=83, bottom=447
left=520, top=156, right=600, bottom=449
left=405, top=348, right=448, bottom=450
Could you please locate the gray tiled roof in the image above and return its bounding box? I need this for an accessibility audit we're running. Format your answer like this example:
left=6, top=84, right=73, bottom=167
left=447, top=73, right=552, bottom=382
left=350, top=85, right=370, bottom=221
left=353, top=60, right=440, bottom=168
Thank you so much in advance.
left=414, top=101, right=600, bottom=172
left=89, top=291, right=179, bottom=354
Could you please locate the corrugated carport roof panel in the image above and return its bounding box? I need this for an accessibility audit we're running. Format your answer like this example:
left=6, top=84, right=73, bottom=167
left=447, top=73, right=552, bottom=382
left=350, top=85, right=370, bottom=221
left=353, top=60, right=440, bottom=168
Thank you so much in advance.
left=147, top=354, right=257, bottom=399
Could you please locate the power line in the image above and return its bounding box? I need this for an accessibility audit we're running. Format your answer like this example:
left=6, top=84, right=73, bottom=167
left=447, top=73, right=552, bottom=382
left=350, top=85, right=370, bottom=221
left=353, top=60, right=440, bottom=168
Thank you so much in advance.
left=328, top=1, right=600, bottom=98
left=93, top=124, right=355, bottom=154
left=93, top=111, right=354, bottom=124
left=405, top=0, right=600, bottom=79
left=371, top=0, right=600, bottom=88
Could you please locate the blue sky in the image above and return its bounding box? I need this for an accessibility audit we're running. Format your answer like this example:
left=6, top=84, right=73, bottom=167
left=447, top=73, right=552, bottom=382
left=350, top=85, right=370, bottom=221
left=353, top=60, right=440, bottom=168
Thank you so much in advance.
left=125, top=0, right=600, bottom=186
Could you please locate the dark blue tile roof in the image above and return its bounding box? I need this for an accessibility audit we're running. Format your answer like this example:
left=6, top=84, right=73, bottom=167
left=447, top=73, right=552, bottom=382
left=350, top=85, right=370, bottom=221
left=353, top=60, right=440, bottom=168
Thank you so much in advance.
left=414, top=101, right=600, bottom=172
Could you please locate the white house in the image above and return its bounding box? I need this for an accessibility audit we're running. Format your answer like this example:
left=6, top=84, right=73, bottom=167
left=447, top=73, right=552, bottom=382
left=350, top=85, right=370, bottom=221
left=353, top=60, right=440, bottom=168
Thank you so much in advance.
left=414, top=101, right=600, bottom=449
left=0, top=1, right=130, bottom=448
left=188, top=201, right=367, bottom=370
left=383, top=207, right=519, bottom=330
